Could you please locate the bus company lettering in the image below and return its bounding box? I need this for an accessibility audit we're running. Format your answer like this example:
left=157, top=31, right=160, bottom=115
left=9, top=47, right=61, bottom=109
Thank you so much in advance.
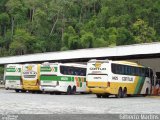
left=61, top=77, right=68, bottom=81
left=94, top=77, right=102, bottom=79
left=90, top=62, right=106, bottom=70
left=90, top=68, right=106, bottom=70
left=122, top=77, right=133, bottom=81
left=112, top=76, right=118, bottom=80
left=23, top=71, right=37, bottom=75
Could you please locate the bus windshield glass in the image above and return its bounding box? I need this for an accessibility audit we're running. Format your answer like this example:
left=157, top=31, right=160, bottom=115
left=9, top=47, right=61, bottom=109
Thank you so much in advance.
left=22, top=64, right=37, bottom=79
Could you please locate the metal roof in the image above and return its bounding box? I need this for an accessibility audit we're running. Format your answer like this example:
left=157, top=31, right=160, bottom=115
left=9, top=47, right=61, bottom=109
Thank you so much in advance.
left=0, top=42, right=160, bottom=64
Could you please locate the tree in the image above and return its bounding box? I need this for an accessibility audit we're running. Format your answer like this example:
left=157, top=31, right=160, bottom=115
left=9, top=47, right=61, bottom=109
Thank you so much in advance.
left=9, top=28, right=35, bottom=55
left=116, top=27, right=134, bottom=45
left=80, top=32, right=94, bottom=48
left=6, top=0, right=27, bottom=39
left=0, top=13, right=9, bottom=36
left=132, top=19, right=156, bottom=43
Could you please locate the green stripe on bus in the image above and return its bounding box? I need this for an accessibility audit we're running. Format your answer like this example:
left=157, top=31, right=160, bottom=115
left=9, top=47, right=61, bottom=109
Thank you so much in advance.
left=6, top=68, right=21, bottom=72
left=40, top=67, right=57, bottom=72
left=134, top=77, right=145, bottom=94
left=40, top=76, right=73, bottom=82
left=40, top=76, right=85, bottom=82
left=5, top=76, right=21, bottom=80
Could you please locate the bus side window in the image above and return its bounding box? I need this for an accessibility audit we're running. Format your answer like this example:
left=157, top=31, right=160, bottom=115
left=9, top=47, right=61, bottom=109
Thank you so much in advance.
left=80, top=68, right=86, bottom=76
left=139, top=68, right=142, bottom=76
left=121, top=65, right=125, bottom=75
left=127, top=66, right=131, bottom=75
left=123, top=65, right=126, bottom=75
left=130, top=67, right=134, bottom=76
left=74, top=68, right=78, bottom=75
left=60, top=66, right=64, bottom=74
left=111, top=64, right=116, bottom=74
left=135, top=67, right=138, bottom=76
left=141, top=68, right=145, bottom=77
left=132, top=67, right=136, bottom=76
left=68, top=68, right=73, bottom=75
left=118, top=65, right=122, bottom=74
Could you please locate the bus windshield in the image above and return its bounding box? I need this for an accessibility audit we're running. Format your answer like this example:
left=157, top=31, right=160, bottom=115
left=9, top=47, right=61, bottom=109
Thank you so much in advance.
left=22, top=64, right=38, bottom=79
left=23, top=71, right=37, bottom=78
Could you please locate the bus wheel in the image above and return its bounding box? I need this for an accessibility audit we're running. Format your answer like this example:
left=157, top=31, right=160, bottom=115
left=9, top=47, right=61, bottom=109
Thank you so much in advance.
left=50, top=92, right=54, bottom=95
left=123, top=87, right=127, bottom=98
left=32, top=91, right=36, bottom=94
left=116, top=88, right=123, bottom=98
left=21, top=90, right=26, bottom=93
left=15, top=89, right=20, bottom=93
left=55, top=92, right=61, bottom=95
left=96, top=94, right=102, bottom=98
left=102, top=94, right=109, bottom=98
left=66, top=86, right=72, bottom=95
left=72, top=86, right=76, bottom=94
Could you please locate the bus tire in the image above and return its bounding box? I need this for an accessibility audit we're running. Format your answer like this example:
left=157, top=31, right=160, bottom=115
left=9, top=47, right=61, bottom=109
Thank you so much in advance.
left=50, top=92, right=54, bottom=95
left=102, top=94, right=109, bottom=98
left=15, top=89, right=20, bottom=93
left=72, top=86, right=76, bottom=94
left=55, top=92, right=61, bottom=95
left=116, top=87, right=123, bottom=98
left=31, top=91, right=36, bottom=94
left=21, top=90, right=26, bottom=93
left=123, top=87, right=127, bottom=98
left=96, top=94, right=102, bottom=98
left=66, top=86, right=72, bottom=95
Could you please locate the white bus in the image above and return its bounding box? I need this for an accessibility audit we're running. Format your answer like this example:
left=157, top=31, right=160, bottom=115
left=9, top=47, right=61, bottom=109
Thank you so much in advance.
left=40, top=62, right=87, bottom=94
left=5, top=64, right=23, bottom=92
left=87, top=59, right=153, bottom=98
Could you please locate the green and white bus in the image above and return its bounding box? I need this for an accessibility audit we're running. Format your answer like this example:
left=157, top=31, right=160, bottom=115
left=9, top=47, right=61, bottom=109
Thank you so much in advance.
left=5, top=64, right=22, bottom=92
left=40, top=62, right=87, bottom=94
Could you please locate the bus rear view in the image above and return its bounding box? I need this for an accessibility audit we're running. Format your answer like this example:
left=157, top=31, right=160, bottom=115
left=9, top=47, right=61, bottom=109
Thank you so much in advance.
left=5, top=64, right=22, bottom=92
left=87, top=60, right=110, bottom=97
left=22, top=64, right=40, bottom=91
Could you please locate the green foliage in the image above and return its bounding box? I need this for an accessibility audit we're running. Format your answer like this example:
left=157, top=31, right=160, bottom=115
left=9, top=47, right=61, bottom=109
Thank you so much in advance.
left=9, top=28, right=36, bottom=55
left=80, top=32, right=94, bottom=48
left=132, top=19, right=156, bottom=43
left=0, top=0, right=159, bottom=57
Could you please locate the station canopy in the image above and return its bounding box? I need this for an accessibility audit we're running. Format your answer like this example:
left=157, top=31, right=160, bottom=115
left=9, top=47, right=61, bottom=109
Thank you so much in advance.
left=0, top=42, right=160, bottom=64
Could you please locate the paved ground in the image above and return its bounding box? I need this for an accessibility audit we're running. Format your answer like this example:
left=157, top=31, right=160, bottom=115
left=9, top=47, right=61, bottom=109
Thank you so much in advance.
left=0, top=89, right=160, bottom=114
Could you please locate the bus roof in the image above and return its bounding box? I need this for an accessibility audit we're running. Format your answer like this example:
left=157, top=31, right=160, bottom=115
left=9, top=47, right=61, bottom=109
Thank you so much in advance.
left=6, top=64, right=22, bottom=67
left=112, top=61, right=140, bottom=66
left=41, top=62, right=86, bottom=68
left=88, top=59, right=109, bottom=63
left=88, top=59, right=146, bottom=67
